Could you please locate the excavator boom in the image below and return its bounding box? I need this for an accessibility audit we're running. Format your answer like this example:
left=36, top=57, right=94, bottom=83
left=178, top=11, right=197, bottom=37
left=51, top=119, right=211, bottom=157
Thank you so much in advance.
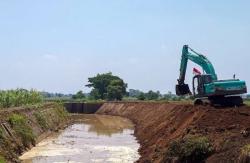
left=176, top=45, right=217, bottom=95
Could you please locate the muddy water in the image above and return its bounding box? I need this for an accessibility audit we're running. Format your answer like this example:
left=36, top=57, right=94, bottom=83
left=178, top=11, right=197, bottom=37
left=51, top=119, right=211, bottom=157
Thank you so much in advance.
left=20, top=114, right=140, bottom=163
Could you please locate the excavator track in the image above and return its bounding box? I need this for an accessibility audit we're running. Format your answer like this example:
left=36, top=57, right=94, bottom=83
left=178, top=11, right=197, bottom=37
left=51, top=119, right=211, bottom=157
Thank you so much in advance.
left=194, top=96, right=243, bottom=107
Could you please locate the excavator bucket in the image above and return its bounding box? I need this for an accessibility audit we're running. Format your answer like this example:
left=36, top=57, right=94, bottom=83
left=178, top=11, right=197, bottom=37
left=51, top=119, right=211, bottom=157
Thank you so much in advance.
left=176, top=84, right=191, bottom=96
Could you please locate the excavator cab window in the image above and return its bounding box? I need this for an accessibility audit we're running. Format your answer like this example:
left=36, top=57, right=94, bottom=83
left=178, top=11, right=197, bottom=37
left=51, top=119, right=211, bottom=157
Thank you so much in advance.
left=192, top=74, right=212, bottom=97
left=202, top=74, right=213, bottom=84
left=193, top=77, right=198, bottom=95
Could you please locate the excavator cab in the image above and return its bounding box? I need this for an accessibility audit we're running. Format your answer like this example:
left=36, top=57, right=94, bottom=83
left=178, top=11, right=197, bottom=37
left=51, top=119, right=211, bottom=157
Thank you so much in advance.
left=176, top=74, right=212, bottom=96
left=192, top=74, right=213, bottom=97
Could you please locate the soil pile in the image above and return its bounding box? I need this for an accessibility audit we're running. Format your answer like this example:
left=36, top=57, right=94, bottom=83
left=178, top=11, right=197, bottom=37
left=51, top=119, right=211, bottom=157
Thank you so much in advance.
left=97, top=102, right=250, bottom=163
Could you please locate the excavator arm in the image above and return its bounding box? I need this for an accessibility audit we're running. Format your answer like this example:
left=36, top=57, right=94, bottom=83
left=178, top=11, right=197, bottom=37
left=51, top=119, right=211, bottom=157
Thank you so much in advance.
left=176, top=45, right=217, bottom=95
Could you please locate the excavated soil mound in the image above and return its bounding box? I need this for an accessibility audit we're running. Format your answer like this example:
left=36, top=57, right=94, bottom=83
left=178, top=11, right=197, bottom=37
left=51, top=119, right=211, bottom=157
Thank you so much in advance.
left=97, top=102, right=250, bottom=163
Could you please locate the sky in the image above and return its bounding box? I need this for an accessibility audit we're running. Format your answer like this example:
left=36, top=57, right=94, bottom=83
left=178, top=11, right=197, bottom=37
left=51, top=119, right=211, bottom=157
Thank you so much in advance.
left=0, top=0, right=249, bottom=94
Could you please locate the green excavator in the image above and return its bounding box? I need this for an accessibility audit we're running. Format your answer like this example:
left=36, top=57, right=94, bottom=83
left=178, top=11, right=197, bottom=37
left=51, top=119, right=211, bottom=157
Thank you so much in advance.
left=176, top=45, right=247, bottom=106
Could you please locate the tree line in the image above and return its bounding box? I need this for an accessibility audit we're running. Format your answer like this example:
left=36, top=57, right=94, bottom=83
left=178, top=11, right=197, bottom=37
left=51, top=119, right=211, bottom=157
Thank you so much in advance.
left=71, top=72, right=183, bottom=101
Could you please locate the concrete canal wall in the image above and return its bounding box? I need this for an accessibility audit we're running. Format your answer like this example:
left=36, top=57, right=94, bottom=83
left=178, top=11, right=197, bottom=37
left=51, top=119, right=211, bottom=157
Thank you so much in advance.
left=64, top=102, right=103, bottom=114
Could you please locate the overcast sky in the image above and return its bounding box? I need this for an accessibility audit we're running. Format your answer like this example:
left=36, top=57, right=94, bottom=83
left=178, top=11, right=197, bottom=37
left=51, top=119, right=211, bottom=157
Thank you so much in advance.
left=0, top=0, right=249, bottom=94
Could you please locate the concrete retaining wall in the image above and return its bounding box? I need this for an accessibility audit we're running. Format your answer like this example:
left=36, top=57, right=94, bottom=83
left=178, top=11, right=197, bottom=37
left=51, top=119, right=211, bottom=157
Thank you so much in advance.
left=64, top=102, right=103, bottom=114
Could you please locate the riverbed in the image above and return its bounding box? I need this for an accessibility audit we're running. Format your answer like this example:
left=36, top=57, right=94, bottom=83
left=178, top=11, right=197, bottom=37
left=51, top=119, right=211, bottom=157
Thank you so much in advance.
left=20, top=114, right=140, bottom=163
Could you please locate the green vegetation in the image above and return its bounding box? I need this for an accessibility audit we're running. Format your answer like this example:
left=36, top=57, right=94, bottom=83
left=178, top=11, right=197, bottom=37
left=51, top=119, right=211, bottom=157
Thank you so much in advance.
left=33, top=112, right=48, bottom=130
left=86, top=72, right=127, bottom=100
left=245, top=100, right=250, bottom=106
left=0, top=89, right=42, bottom=108
left=138, top=90, right=161, bottom=100
left=0, top=156, right=5, bottom=163
left=54, top=104, right=68, bottom=120
left=166, top=136, right=213, bottom=162
left=128, top=89, right=187, bottom=101
left=8, top=114, right=35, bottom=147
left=107, top=80, right=126, bottom=100
left=72, top=90, right=85, bottom=100
left=137, top=93, right=146, bottom=100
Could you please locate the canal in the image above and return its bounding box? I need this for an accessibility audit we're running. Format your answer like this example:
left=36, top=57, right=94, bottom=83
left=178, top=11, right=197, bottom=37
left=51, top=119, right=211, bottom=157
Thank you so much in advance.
left=20, top=114, right=140, bottom=163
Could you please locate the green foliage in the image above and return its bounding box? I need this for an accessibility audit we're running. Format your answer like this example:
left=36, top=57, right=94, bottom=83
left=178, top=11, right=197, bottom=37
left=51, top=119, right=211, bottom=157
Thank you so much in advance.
left=72, top=90, right=85, bottom=100
left=0, top=89, right=42, bottom=108
left=245, top=100, right=250, bottom=106
left=33, top=112, right=48, bottom=129
left=89, top=89, right=102, bottom=100
left=146, top=90, right=160, bottom=100
left=136, top=90, right=160, bottom=100
left=8, top=114, right=35, bottom=147
left=128, top=89, right=142, bottom=97
left=53, top=103, right=68, bottom=119
left=137, top=93, right=146, bottom=100
left=86, top=72, right=127, bottom=100
left=166, top=136, right=213, bottom=162
left=0, top=156, right=5, bottom=163
left=107, top=80, right=125, bottom=100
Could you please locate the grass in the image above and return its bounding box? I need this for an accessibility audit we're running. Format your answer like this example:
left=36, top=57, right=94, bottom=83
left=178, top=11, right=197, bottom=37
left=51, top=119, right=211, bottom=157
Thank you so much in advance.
left=0, top=156, right=5, bottom=163
left=33, top=112, right=48, bottom=130
left=8, top=114, right=35, bottom=147
left=244, top=100, right=250, bottom=106
left=166, top=135, right=213, bottom=162
left=54, top=103, right=68, bottom=119
left=0, top=89, right=42, bottom=108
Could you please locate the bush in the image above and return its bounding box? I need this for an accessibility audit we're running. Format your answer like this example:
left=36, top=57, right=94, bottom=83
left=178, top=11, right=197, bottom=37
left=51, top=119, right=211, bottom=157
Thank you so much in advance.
left=166, top=136, right=213, bottom=162
left=33, top=112, right=48, bottom=130
left=0, top=89, right=42, bottom=108
left=8, top=114, right=35, bottom=147
left=137, top=93, right=146, bottom=100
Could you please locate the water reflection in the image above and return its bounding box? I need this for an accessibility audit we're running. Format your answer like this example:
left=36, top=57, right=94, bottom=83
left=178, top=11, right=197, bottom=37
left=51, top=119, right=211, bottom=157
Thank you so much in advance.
left=84, top=114, right=134, bottom=136
left=20, top=114, right=140, bottom=163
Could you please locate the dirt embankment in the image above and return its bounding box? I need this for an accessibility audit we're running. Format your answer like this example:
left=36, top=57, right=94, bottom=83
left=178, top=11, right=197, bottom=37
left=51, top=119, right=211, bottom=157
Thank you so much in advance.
left=97, top=102, right=250, bottom=163
left=0, top=103, right=68, bottom=163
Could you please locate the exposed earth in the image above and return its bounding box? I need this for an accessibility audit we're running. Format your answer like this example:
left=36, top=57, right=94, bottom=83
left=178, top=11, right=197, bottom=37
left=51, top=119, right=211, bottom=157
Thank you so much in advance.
left=97, top=102, right=250, bottom=163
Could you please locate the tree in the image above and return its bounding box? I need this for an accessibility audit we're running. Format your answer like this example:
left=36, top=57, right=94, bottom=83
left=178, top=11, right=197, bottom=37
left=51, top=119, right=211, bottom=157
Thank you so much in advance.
left=145, top=90, right=160, bottom=100
left=129, top=89, right=142, bottom=97
left=137, top=93, right=146, bottom=100
left=107, top=80, right=124, bottom=100
left=72, top=91, right=85, bottom=99
left=86, top=72, right=127, bottom=100
left=162, top=91, right=173, bottom=100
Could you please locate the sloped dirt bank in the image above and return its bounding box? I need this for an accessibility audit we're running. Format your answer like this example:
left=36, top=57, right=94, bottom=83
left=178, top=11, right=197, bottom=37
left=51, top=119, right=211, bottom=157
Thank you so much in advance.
left=0, top=103, right=68, bottom=163
left=97, top=102, right=250, bottom=163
